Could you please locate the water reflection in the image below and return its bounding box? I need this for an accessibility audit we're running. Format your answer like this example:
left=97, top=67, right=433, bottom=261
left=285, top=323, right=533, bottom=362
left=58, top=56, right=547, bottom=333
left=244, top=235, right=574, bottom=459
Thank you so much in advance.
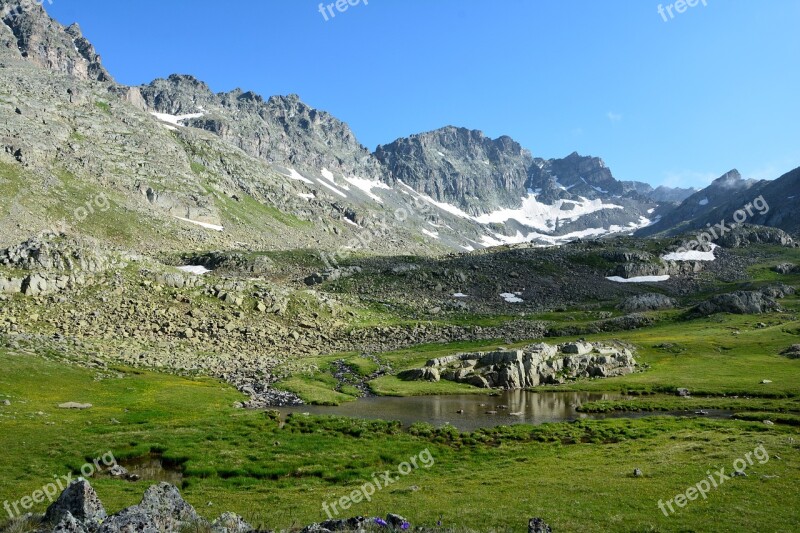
left=281, top=391, right=631, bottom=431
left=119, top=454, right=183, bottom=485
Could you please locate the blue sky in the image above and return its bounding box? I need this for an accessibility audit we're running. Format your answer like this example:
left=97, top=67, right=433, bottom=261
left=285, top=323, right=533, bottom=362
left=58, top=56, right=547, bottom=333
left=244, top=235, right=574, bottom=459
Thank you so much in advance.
left=46, top=0, right=800, bottom=188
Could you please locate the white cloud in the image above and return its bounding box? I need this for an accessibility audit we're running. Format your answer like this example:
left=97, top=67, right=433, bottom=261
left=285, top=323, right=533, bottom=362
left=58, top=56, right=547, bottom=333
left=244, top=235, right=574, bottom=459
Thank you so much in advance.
left=606, top=111, right=622, bottom=123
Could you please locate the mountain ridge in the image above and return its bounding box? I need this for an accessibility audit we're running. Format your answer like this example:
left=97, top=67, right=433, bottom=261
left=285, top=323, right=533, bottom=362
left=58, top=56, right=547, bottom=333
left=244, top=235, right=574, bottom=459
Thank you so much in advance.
left=1, top=1, right=796, bottom=255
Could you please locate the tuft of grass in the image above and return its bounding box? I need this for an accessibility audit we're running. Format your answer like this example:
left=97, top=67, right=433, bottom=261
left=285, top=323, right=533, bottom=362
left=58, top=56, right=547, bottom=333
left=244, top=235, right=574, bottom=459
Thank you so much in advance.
left=94, top=100, right=111, bottom=115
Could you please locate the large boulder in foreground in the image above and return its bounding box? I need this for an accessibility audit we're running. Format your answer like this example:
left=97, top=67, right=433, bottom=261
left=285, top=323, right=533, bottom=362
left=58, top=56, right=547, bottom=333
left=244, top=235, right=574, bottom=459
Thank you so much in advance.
left=98, top=482, right=201, bottom=532
left=43, top=480, right=106, bottom=530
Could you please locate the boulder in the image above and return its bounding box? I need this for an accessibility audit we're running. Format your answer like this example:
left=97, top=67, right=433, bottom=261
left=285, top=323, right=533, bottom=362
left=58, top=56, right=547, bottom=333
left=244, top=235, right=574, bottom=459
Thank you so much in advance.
left=528, top=518, right=553, bottom=533
left=58, top=402, right=92, bottom=410
left=99, top=483, right=201, bottom=532
left=619, top=293, right=677, bottom=313
left=43, top=480, right=106, bottom=529
left=212, top=512, right=253, bottom=533
left=690, top=287, right=791, bottom=317
left=561, top=341, right=593, bottom=355
left=773, top=263, right=797, bottom=275
left=781, top=345, right=800, bottom=359
left=397, top=367, right=440, bottom=382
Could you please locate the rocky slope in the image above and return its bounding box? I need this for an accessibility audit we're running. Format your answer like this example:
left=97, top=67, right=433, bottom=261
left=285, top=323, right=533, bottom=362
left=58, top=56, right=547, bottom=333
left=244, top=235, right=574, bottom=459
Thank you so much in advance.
left=0, top=1, right=742, bottom=254
left=639, top=167, right=800, bottom=238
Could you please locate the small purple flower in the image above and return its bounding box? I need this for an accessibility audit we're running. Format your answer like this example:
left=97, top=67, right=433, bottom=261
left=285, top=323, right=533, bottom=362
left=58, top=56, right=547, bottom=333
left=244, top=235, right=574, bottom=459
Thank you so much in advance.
left=401, top=521, right=410, bottom=530
left=374, top=517, right=388, bottom=527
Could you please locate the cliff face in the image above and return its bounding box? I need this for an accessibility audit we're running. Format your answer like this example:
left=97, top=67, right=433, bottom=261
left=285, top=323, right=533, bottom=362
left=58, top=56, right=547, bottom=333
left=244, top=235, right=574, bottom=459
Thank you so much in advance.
left=136, top=75, right=387, bottom=182
left=375, top=126, right=535, bottom=215
left=0, top=1, right=111, bottom=81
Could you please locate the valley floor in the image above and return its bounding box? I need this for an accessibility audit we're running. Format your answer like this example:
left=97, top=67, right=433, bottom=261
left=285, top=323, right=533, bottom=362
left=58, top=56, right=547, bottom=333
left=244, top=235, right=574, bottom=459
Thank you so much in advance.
left=1, top=306, right=799, bottom=532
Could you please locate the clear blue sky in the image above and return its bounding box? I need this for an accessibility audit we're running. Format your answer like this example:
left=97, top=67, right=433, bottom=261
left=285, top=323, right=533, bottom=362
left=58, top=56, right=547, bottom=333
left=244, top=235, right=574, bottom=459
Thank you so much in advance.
left=46, top=0, right=800, bottom=188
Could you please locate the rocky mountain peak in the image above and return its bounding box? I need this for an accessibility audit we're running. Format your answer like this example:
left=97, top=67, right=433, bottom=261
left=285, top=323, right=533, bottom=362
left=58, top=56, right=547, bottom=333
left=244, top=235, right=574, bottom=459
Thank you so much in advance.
left=0, top=0, right=111, bottom=81
left=139, top=74, right=215, bottom=114
left=375, top=126, right=534, bottom=214
left=711, top=169, right=746, bottom=187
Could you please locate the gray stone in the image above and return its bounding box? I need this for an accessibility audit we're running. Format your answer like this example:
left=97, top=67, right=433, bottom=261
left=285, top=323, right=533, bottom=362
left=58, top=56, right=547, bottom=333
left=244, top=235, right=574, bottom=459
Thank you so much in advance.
left=43, top=480, right=106, bottom=529
left=212, top=512, right=253, bottom=533
left=528, top=518, right=553, bottom=533
left=58, top=402, right=92, bottom=410
left=619, top=293, right=677, bottom=313
left=99, top=483, right=202, bottom=532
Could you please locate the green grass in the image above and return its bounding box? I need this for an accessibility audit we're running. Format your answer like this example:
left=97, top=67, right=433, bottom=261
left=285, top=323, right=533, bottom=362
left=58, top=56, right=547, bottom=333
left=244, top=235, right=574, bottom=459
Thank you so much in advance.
left=0, top=161, right=23, bottom=206
left=94, top=101, right=111, bottom=115
left=0, top=350, right=798, bottom=532
left=279, top=374, right=359, bottom=405
left=201, top=181, right=310, bottom=230
left=51, top=168, right=160, bottom=244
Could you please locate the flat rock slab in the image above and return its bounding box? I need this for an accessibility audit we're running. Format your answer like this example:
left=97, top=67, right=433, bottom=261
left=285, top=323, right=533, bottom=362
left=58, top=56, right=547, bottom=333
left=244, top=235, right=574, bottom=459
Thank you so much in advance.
left=58, top=402, right=93, bottom=409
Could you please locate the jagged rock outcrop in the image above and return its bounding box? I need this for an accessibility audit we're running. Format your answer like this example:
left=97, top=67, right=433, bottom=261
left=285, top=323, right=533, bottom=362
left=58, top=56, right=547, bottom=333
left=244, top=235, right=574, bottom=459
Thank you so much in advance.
left=42, top=480, right=106, bottom=530
left=715, top=225, right=795, bottom=248
left=689, top=285, right=795, bottom=317
left=609, top=260, right=703, bottom=279
left=0, top=1, right=111, bottom=81
left=0, top=234, right=112, bottom=272
left=618, top=293, right=677, bottom=313
left=98, top=483, right=203, bottom=532
left=136, top=75, right=386, bottom=183
left=399, top=341, right=636, bottom=389
left=0, top=235, right=123, bottom=296
left=375, top=126, right=535, bottom=215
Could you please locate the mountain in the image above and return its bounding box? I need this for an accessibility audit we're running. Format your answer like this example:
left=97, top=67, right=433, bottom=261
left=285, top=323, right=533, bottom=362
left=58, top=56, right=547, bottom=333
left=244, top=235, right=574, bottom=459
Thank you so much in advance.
left=0, top=1, right=796, bottom=256
left=0, top=1, right=111, bottom=82
left=638, top=167, right=800, bottom=237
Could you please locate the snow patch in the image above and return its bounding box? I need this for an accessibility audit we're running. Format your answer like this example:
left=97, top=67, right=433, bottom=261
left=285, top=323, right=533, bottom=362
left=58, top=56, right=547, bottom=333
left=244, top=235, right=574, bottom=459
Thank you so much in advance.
left=453, top=293, right=469, bottom=298
left=662, top=244, right=717, bottom=262
left=699, top=198, right=709, bottom=206
left=316, top=178, right=348, bottom=198
left=150, top=111, right=204, bottom=127
left=172, top=216, right=224, bottom=232
left=474, top=193, right=623, bottom=232
left=606, top=275, right=671, bottom=283
left=500, top=292, right=524, bottom=303
left=298, top=193, right=315, bottom=201
left=421, top=228, right=440, bottom=239
left=285, top=168, right=313, bottom=185
left=177, top=265, right=212, bottom=275
left=342, top=175, right=391, bottom=203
